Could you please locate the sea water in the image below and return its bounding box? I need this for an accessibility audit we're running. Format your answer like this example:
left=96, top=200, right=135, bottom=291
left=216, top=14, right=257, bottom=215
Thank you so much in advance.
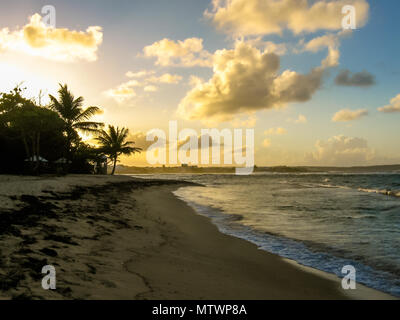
left=130, top=173, right=400, bottom=297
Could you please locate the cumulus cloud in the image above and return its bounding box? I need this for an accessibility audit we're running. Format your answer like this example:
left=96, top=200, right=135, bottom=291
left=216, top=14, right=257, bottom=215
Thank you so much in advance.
left=332, top=108, right=368, bottom=122
left=143, top=37, right=212, bottom=67
left=244, top=37, right=288, bottom=55
left=335, top=69, right=375, bottom=86
left=0, top=13, right=102, bottom=62
left=178, top=41, right=325, bottom=121
left=378, top=94, right=400, bottom=113
left=188, top=75, right=205, bottom=87
left=306, top=135, right=375, bottom=166
left=105, top=72, right=182, bottom=102
left=104, top=81, right=137, bottom=103
left=302, top=32, right=342, bottom=67
left=264, top=41, right=287, bottom=55
left=206, top=0, right=369, bottom=36
left=144, top=85, right=158, bottom=92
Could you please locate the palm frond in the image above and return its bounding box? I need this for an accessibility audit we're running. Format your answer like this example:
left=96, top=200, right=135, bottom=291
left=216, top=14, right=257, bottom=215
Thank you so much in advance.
left=74, top=106, right=102, bottom=122
left=73, top=121, right=104, bottom=134
left=95, top=125, right=142, bottom=160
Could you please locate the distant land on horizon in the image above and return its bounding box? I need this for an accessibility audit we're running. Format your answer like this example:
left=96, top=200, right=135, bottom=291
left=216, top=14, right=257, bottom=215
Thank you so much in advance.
left=115, top=164, right=400, bottom=174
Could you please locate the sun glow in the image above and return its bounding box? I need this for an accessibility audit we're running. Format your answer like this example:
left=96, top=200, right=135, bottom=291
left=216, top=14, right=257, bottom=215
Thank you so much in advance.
left=0, top=62, right=58, bottom=104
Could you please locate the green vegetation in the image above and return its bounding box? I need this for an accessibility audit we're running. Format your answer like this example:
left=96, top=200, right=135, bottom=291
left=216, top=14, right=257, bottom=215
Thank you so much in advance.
left=0, top=84, right=141, bottom=175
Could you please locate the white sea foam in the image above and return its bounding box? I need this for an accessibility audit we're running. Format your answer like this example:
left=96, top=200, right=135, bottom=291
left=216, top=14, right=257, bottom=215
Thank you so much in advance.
left=358, top=188, right=400, bottom=197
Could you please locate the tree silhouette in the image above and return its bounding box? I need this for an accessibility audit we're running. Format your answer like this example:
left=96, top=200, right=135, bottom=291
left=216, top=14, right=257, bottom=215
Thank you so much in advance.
left=49, top=84, right=104, bottom=159
left=12, top=105, right=64, bottom=173
left=1, top=86, right=65, bottom=174
left=96, top=125, right=142, bottom=175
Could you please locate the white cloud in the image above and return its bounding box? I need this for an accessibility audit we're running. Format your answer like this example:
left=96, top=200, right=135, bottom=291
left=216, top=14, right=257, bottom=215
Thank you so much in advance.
left=332, top=108, right=368, bottom=122
left=104, top=83, right=137, bottom=103
left=144, top=85, right=158, bottom=92
left=188, top=75, right=205, bottom=87
left=244, top=37, right=288, bottom=55
left=105, top=73, right=182, bottom=102
left=178, top=41, right=326, bottom=122
left=206, top=0, right=369, bottom=36
left=0, top=13, right=102, bottom=62
left=303, top=33, right=341, bottom=67
left=378, top=94, right=400, bottom=113
left=143, top=37, right=212, bottom=67
left=306, top=135, right=375, bottom=166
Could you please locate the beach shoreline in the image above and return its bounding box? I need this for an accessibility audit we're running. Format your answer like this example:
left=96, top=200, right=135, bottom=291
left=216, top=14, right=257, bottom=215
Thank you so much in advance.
left=0, top=175, right=395, bottom=299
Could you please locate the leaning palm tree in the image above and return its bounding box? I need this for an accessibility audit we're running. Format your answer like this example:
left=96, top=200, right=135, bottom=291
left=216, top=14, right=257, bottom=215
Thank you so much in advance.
left=49, top=84, right=104, bottom=159
left=96, top=125, right=142, bottom=175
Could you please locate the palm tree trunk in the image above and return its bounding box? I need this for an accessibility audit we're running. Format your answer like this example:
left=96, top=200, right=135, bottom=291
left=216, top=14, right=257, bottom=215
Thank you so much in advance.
left=111, top=156, right=117, bottom=175
left=34, top=133, right=40, bottom=174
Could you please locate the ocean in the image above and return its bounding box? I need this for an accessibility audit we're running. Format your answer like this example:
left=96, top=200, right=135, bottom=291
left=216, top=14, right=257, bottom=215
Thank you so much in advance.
left=130, top=173, right=400, bottom=297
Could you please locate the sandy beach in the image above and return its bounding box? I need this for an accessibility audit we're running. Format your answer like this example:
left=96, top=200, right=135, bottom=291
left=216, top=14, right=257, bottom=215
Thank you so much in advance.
left=0, top=175, right=395, bottom=300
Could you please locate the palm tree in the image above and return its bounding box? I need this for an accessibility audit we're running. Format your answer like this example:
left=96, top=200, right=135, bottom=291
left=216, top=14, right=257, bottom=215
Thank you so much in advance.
left=96, top=125, right=142, bottom=175
left=49, top=84, right=104, bottom=159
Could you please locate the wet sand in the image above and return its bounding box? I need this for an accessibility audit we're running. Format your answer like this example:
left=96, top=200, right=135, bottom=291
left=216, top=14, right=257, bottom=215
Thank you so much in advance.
left=0, top=175, right=395, bottom=299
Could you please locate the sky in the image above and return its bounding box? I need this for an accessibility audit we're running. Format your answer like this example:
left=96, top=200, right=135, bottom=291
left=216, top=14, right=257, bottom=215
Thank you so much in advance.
left=0, top=0, right=399, bottom=167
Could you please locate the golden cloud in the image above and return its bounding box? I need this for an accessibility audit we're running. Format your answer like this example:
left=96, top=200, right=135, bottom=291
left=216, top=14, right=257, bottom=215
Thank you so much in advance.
left=104, top=83, right=137, bottom=103
left=206, top=0, right=369, bottom=36
left=0, top=13, right=102, bottom=62
left=332, top=108, right=368, bottom=122
left=378, top=94, right=400, bottom=113
left=105, top=73, right=182, bottom=102
left=302, top=32, right=342, bottom=67
left=143, top=37, right=212, bottom=67
left=144, top=85, right=158, bottom=92
left=178, top=41, right=326, bottom=122
left=305, top=135, right=375, bottom=166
